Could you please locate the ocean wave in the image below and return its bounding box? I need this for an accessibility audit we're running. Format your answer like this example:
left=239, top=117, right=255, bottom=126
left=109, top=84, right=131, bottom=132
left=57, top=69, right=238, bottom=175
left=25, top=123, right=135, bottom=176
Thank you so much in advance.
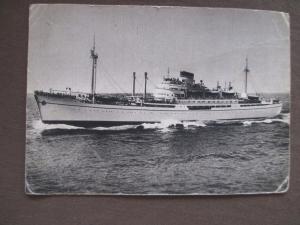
left=278, top=113, right=290, bottom=124
left=242, top=113, right=290, bottom=126
left=32, top=113, right=289, bottom=133
left=141, top=119, right=206, bottom=131
left=194, top=152, right=253, bottom=161
left=33, top=120, right=139, bottom=132
left=33, top=120, right=81, bottom=130
left=92, top=125, right=138, bottom=131
left=31, top=119, right=207, bottom=135
left=182, top=121, right=207, bottom=128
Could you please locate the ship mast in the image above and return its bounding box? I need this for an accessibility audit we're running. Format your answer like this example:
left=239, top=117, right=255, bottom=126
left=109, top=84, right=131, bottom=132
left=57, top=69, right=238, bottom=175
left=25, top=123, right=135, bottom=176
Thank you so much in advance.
left=244, top=57, right=250, bottom=94
left=132, top=72, right=136, bottom=97
left=90, top=35, right=98, bottom=104
left=144, top=72, right=148, bottom=101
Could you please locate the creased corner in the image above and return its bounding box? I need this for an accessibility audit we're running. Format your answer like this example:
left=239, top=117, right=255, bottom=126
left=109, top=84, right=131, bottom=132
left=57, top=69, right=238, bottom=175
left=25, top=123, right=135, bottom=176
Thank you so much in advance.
left=275, top=176, right=289, bottom=193
left=25, top=180, right=39, bottom=195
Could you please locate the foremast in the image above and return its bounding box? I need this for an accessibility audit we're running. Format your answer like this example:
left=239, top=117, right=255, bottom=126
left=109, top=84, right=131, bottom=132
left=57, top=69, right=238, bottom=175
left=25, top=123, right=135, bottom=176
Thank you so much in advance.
left=91, top=36, right=98, bottom=104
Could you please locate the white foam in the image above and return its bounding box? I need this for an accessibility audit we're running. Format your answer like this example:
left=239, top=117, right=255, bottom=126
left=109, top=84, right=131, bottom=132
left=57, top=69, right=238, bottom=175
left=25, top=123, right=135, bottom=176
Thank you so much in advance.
left=33, top=120, right=80, bottom=130
left=141, top=119, right=181, bottom=132
left=182, top=121, right=207, bottom=128
left=243, top=120, right=271, bottom=126
left=141, top=122, right=163, bottom=129
left=242, top=121, right=253, bottom=126
left=141, top=119, right=207, bottom=131
left=242, top=114, right=290, bottom=126
left=279, top=113, right=290, bottom=125
left=32, top=120, right=138, bottom=131
left=263, top=119, right=273, bottom=124
left=32, top=113, right=289, bottom=132
left=93, top=125, right=137, bottom=131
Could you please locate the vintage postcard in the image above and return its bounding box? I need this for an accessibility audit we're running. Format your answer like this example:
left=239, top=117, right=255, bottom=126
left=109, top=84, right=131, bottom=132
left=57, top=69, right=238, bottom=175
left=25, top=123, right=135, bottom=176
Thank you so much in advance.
left=26, top=5, right=290, bottom=195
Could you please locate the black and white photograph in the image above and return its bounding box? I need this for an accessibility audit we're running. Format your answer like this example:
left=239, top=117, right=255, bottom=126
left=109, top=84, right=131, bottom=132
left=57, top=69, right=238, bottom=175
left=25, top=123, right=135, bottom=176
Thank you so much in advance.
left=26, top=5, right=290, bottom=195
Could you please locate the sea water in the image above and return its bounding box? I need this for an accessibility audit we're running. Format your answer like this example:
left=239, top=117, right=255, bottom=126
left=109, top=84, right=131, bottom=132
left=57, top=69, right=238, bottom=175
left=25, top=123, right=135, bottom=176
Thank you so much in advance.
left=25, top=94, right=290, bottom=195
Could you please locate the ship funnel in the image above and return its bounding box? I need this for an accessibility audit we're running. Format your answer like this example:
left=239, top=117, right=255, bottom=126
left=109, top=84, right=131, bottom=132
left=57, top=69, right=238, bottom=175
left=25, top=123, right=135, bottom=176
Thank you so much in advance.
left=180, top=71, right=194, bottom=85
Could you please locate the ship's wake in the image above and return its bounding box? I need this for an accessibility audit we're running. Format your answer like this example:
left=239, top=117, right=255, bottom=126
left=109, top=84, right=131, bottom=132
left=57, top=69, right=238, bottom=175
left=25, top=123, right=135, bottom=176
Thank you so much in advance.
left=141, top=119, right=207, bottom=131
left=31, top=113, right=289, bottom=134
left=33, top=120, right=80, bottom=130
left=241, top=113, right=290, bottom=126
left=32, top=120, right=138, bottom=132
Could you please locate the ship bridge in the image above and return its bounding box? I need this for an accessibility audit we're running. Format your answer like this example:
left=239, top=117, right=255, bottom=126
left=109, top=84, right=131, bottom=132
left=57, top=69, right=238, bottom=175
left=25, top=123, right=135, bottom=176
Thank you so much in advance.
left=153, top=81, right=186, bottom=101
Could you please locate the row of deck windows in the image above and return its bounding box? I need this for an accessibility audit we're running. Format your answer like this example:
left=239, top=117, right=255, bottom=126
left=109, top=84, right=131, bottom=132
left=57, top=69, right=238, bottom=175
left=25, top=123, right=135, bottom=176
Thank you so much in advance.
left=188, top=105, right=231, bottom=110
left=183, top=100, right=236, bottom=104
left=240, top=104, right=267, bottom=107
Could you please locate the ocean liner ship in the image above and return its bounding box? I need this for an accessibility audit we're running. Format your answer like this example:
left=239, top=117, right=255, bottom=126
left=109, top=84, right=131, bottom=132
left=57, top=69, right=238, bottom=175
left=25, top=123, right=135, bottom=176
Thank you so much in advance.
left=34, top=41, right=282, bottom=127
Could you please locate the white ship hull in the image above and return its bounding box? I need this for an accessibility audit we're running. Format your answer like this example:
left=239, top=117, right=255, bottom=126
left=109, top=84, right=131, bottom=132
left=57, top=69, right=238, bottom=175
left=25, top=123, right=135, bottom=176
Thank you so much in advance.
left=35, top=94, right=282, bottom=127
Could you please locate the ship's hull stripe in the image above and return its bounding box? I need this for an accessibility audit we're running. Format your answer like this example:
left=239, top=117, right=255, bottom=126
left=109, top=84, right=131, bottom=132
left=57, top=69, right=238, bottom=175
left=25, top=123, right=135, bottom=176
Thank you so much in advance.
left=42, top=120, right=157, bottom=127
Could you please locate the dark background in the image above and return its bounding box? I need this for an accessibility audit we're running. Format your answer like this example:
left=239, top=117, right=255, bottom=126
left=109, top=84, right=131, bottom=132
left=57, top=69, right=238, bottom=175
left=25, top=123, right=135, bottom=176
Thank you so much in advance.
left=0, top=0, right=299, bottom=224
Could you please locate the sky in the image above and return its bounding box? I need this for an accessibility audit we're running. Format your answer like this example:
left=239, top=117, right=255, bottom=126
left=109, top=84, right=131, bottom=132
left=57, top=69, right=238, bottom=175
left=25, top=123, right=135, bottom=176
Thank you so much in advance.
left=27, top=5, right=290, bottom=94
